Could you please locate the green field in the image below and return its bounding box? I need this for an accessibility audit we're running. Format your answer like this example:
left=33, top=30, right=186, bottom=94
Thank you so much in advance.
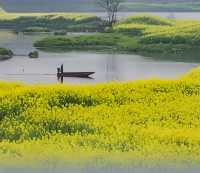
left=34, top=33, right=139, bottom=52
left=114, top=15, right=200, bottom=54
left=33, top=15, right=200, bottom=56
left=0, top=68, right=200, bottom=167
left=0, top=11, right=104, bottom=32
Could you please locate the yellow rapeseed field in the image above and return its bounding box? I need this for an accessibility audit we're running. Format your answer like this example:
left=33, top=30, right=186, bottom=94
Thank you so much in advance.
left=0, top=11, right=94, bottom=21
left=1, top=67, right=200, bottom=168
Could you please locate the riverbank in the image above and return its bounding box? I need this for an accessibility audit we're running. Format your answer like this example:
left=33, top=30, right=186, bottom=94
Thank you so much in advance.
left=0, top=12, right=104, bottom=32
left=0, top=67, right=200, bottom=168
left=34, top=15, right=200, bottom=56
left=34, top=33, right=139, bottom=52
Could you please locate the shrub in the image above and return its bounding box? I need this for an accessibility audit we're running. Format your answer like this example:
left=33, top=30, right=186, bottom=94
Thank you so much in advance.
left=22, top=27, right=50, bottom=33
left=120, top=15, right=174, bottom=26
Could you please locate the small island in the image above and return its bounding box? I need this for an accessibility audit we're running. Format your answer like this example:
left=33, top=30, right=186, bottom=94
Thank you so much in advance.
left=33, top=15, right=200, bottom=56
left=0, top=48, right=13, bottom=60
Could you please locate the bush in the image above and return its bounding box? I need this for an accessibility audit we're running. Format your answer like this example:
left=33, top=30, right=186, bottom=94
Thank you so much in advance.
left=0, top=13, right=104, bottom=32
left=22, top=27, right=50, bottom=33
left=120, top=15, right=174, bottom=26
left=113, top=23, right=147, bottom=35
left=0, top=48, right=13, bottom=56
left=34, top=33, right=139, bottom=52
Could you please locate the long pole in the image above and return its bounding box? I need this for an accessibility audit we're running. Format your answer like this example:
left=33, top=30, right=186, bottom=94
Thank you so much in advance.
left=60, top=64, right=64, bottom=84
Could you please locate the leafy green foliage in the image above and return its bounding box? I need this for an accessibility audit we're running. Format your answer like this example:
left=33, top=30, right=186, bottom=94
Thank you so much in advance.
left=0, top=12, right=104, bottom=32
left=120, top=15, right=174, bottom=26
left=34, top=14, right=200, bottom=55
left=0, top=48, right=13, bottom=56
left=34, top=33, right=139, bottom=52
left=112, top=15, right=200, bottom=54
left=22, top=27, right=50, bottom=33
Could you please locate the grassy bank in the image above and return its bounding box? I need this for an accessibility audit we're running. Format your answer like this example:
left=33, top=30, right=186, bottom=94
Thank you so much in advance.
left=34, top=15, right=200, bottom=56
left=0, top=68, right=200, bottom=167
left=0, top=12, right=104, bottom=32
left=114, top=15, right=200, bottom=54
left=34, top=33, right=138, bottom=52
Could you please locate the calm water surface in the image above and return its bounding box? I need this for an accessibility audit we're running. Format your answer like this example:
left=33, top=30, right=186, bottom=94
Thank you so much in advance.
left=0, top=30, right=199, bottom=84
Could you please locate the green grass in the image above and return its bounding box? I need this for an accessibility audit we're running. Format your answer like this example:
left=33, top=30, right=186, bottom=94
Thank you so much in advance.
left=0, top=12, right=95, bottom=20
left=34, top=33, right=139, bottom=52
left=22, top=27, right=50, bottom=33
left=1, top=68, right=200, bottom=167
left=1, top=12, right=200, bottom=56
left=34, top=15, right=200, bottom=56
left=0, top=12, right=104, bottom=32
left=120, top=15, right=174, bottom=26
left=114, top=15, right=200, bottom=54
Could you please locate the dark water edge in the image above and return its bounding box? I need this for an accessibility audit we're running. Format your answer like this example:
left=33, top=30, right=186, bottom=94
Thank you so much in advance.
left=140, top=50, right=200, bottom=63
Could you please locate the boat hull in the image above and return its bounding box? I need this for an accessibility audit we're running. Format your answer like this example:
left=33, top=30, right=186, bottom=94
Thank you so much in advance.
left=57, top=72, right=94, bottom=78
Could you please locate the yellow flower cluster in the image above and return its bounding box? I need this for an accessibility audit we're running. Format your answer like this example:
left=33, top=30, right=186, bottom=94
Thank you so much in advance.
left=0, top=11, right=94, bottom=20
left=114, top=15, right=200, bottom=46
left=0, top=68, right=200, bottom=167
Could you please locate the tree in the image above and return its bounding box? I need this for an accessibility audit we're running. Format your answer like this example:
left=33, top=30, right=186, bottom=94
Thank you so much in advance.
left=97, top=0, right=123, bottom=26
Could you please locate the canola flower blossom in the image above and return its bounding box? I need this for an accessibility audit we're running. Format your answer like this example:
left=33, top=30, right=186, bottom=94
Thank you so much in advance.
left=0, top=68, right=200, bottom=167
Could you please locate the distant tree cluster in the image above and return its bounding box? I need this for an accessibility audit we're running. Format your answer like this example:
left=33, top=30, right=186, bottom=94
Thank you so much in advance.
left=97, top=0, right=124, bottom=26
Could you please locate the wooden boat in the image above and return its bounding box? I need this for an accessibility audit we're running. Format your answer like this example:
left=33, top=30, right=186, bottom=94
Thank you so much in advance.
left=57, top=64, right=95, bottom=78
left=58, top=72, right=95, bottom=78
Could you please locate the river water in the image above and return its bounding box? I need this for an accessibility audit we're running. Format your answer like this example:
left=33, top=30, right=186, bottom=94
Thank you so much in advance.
left=0, top=30, right=199, bottom=84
